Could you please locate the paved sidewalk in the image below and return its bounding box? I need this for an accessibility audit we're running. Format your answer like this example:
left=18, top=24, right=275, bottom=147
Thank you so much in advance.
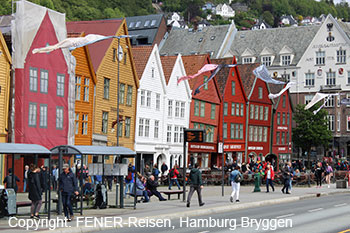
left=0, top=184, right=349, bottom=233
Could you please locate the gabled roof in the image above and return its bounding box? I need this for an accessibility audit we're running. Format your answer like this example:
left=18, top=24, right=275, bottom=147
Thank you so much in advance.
left=181, top=54, right=208, bottom=89
left=160, top=55, right=178, bottom=84
left=66, top=19, right=123, bottom=72
left=160, top=24, right=231, bottom=58
left=211, top=57, right=233, bottom=97
left=237, top=63, right=260, bottom=99
left=230, top=25, right=320, bottom=66
left=132, top=45, right=154, bottom=79
left=0, top=15, right=13, bottom=35
left=0, top=30, right=11, bottom=64
left=268, top=83, right=294, bottom=112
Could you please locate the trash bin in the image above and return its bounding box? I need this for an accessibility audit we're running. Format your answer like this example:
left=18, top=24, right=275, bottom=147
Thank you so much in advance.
left=336, top=180, right=347, bottom=189
left=0, top=188, right=16, bottom=217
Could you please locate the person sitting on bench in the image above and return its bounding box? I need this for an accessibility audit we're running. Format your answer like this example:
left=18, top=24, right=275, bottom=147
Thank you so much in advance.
left=146, top=175, right=166, bottom=201
left=131, top=173, right=149, bottom=202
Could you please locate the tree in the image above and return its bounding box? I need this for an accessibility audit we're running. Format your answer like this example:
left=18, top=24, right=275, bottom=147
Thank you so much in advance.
left=292, top=104, right=332, bottom=169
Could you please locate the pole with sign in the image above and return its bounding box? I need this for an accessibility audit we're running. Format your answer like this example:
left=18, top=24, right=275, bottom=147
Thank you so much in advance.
left=183, top=129, right=205, bottom=202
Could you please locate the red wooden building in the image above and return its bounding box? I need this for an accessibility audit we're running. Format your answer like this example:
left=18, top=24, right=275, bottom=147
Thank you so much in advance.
left=182, top=54, right=221, bottom=170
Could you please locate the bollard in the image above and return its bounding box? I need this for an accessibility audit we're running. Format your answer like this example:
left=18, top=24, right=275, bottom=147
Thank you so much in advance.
left=115, top=183, right=119, bottom=208
left=253, top=173, right=261, bottom=192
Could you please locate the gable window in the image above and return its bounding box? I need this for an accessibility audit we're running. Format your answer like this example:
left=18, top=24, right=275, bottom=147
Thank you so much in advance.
left=83, top=78, right=90, bottom=102
left=104, top=78, right=110, bottom=99
left=240, top=103, right=244, bottom=116
left=180, top=102, right=185, bottom=118
left=40, top=69, right=49, bottom=94
left=154, top=120, right=159, bottom=138
left=168, top=100, right=173, bottom=117
left=29, top=67, right=38, bottom=92
left=326, top=71, right=336, bottom=86
left=57, top=74, right=65, bottom=97
left=28, top=103, right=37, bottom=127
left=151, top=67, right=155, bottom=78
left=281, top=55, right=291, bottom=66
left=316, top=51, right=325, bottom=65
left=126, top=85, right=133, bottom=106
left=175, top=101, right=180, bottom=117
left=194, top=100, right=200, bottom=116
left=146, top=91, right=151, bottom=107
left=39, top=104, right=47, bottom=128
left=232, top=81, right=235, bottom=96
left=82, top=114, right=88, bottom=135
left=258, top=87, right=263, bottom=99
left=211, top=104, right=215, bottom=119
left=200, top=101, right=205, bottom=117
left=140, top=90, right=145, bottom=106
left=305, top=73, right=315, bottom=87
left=282, top=95, right=286, bottom=108
left=124, top=117, right=131, bottom=138
left=113, top=48, right=116, bottom=62
left=262, top=56, right=271, bottom=66
left=337, top=49, right=346, bottom=64
left=243, top=57, right=253, bottom=64
left=102, top=111, right=108, bottom=134
left=204, top=76, right=208, bottom=90
left=56, top=106, right=64, bottom=130
left=224, top=102, right=228, bottom=116
left=155, top=93, right=160, bottom=110
left=264, top=107, right=269, bottom=121
left=277, top=112, right=281, bottom=125
left=75, top=76, right=81, bottom=100
left=119, top=83, right=125, bottom=104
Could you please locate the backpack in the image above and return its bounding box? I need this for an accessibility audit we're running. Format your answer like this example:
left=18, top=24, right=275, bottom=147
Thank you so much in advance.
left=169, top=169, right=174, bottom=178
left=234, top=173, right=243, bottom=183
left=126, top=170, right=132, bottom=181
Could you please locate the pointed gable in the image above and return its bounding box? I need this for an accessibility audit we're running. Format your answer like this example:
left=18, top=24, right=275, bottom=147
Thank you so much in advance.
left=237, top=63, right=260, bottom=99
left=132, top=45, right=154, bottom=79
left=160, top=55, right=177, bottom=84
left=212, top=57, right=233, bottom=96
left=181, top=54, right=208, bottom=89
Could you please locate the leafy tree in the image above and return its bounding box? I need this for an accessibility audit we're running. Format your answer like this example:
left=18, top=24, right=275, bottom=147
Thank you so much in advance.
left=292, top=104, right=332, bottom=168
left=262, top=11, right=274, bottom=26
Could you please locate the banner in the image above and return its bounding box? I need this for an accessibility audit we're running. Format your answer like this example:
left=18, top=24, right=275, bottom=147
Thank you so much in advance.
left=177, top=64, right=219, bottom=84
left=253, top=65, right=286, bottom=84
left=268, top=82, right=295, bottom=99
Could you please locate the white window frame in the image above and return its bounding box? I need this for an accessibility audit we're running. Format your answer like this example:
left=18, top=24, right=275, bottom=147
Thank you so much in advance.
left=57, top=74, right=65, bottom=97
left=29, top=67, right=38, bottom=92
left=281, top=55, right=291, bottom=66
left=39, top=104, right=47, bottom=128
left=56, top=106, right=64, bottom=130
left=262, top=56, right=271, bottom=67
left=145, top=119, right=150, bottom=137
left=83, top=78, right=90, bottom=102
left=168, top=100, right=173, bottom=117
left=40, top=69, right=49, bottom=94
left=327, top=114, right=335, bottom=131
left=75, top=76, right=81, bottom=101
left=154, top=120, right=159, bottom=138
left=138, top=118, right=144, bottom=137
left=242, top=57, right=253, bottom=64
left=337, top=49, right=346, bottom=64
left=326, top=71, right=336, bottom=86
left=140, top=90, right=146, bottom=106
left=167, top=125, right=172, bottom=142
left=175, top=101, right=180, bottom=118
left=82, top=114, right=88, bottom=135
left=29, top=102, right=37, bottom=127
left=156, top=93, right=160, bottom=111
left=316, top=51, right=325, bottom=65
left=146, top=90, right=151, bottom=107
left=180, top=102, right=185, bottom=118
left=258, top=87, right=263, bottom=99
left=305, top=73, right=315, bottom=87
left=174, top=126, right=179, bottom=143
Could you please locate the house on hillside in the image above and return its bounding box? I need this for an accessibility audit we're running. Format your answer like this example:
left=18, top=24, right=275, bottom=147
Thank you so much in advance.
left=215, top=4, right=235, bottom=19
left=167, top=12, right=188, bottom=29
left=252, top=19, right=272, bottom=30
left=280, top=15, right=298, bottom=27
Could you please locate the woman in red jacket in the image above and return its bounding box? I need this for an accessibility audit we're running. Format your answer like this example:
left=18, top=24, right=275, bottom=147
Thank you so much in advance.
left=265, top=163, right=275, bottom=192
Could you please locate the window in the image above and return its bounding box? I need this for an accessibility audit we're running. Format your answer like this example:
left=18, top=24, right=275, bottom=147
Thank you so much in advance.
left=154, top=120, right=159, bottom=138
left=263, top=127, right=268, bottom=142
left=240, top=104, right=244, bottom=117
left=145, top=119, right=150, bottom=137
left=75, top=76, right=81, bottom=100
left=57, top=74, right=65, bottom=97
left=259, top=106, right=263, bottom=120
left=250, top=104, right=254, bottom=119
left=239, top=124, right=243, bottom=139
left=262, top=56, right=271, bottom=67
left=156, top=93, right=160, bottom=110
left=126, top=85, right=133, bottom=106
left=249, top=126, right=253, bottom=141
left=124, top=117, right=131, bottom=138
left=211, top=104, right=215, bottom=119
left=337, top=112, right=340, bottom=132
left=151, top=67, right=155, bottom=78
left=194, top=100, right=199, bottom=116
left=264, top=107, right=269, bottom=121
left=327, top=115, right=335, bottom=131
left=255, top=105, right=259, bottom=120
left=282, top=113, right=286, bottom=125
left=230, top=123, right=235, bottom=139
left=281, top=132, right=285, bottom=144
left=180, top=127, right=184, bottom=143
left=180, top=102, right=185, bottom=118
left=236, top=103, right=240, bottom=116
left=258, top=127, right=263, bottom=142
left=146, top=91, right=151, bottom=107
left=326, top=71, right=336, bottom=86
left=305, top=73, right=315, bottom=87
left=113, top=48, right=117, bottom=62
left=258, top=87, right=263, bottom=99
left=118, top=116, right=123, bottom=137
left=200, top=101, right=205, bottom=117
left=277, top=112, right=281, bottom=125
left=305, top=95, right=314, bottom=105
left=167, top=125, right=172, bottom=142
left=281, top=55, right=291, bottom=66
left=39, top=104, right=47, bottom=128
left=28, top=103, right=37, bottom=127
left=151, top=19, right=156, bottom=26
left=316, top=51, right=325, bottom=65
left=282, top=96, right=286, bottom=108
left=102, top=112, right=108, bottom=134
left=140, top=90, right=145, bottom=106
left=56, top=106, right=64, bottom=130
left=254, top=126, right=258, bottom=141
left=204, top=76, right=208, bottom=90
left=129, top=22, right=135, bottom=28
left=224, top=102, right=228, bottom=116
left=231, top=103, right=235, bottom=116
left=175, top=101, right=180, bottom=117
left=287, top=113, right=290, bottom=125
left=135, top=21, right=141, bottom=27
left=243, top=57, right=253, bottom=64
left=276, top=132, right=280, bottom=144
left=236, top=124, right=240, bottom=140
left=82, top=114, right=88, bottom=135
left=104, top=78, right=110, bottom=99
left=83, top=78, right=90, bottom=102
left=29, top=67, right=38, bottom=92
left=337, top=49, right=346, bottom=64
left=75, top=113, right=79, bottom=135
left=168, top=100, right=173, bottom=117
left=232, top=81, right=236, bottom=96
left=223, top=123, right=227, bottom=139
left=325, top=95, right=335, bottom=107
left=144, top=20, right=150, bottom=27
left=174, top=126, right=179, bottom=143
left=119, top=83, right=125, bottom=104
left=40, top=70, right=48, bottom=94
left=138, top=118, right=144, bottom=137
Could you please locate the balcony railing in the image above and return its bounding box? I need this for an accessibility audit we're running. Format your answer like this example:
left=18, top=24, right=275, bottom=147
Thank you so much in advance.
left=320, top=84, right=341, bottom=91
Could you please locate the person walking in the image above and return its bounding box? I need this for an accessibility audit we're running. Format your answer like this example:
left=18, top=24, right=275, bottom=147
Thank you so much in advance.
left=124, top=163, right=135, bottom=198
left=325, top=163, right=333, bottom=188
left=230, top=165, right=243, bottom=203
left=315, top=162, right=324, bottom=188
left=23, top=165, right=29, bottom=192
left=265, top=164, right=275, bottom=193
left=3, top=168, right=20, bottom=193
left=58, top=164, right=78, bottom=221
left=28, top=165, right=42, bottom=219
left=161, top=162, right=168, bottom=176
left=281, top=163, right=291, bottom=194
left=186, top=163, right=204, bottom=207
left=168, top=165, right=181, bottom=190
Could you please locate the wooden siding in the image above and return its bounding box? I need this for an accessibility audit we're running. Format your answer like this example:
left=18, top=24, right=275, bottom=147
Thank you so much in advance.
left=93, top=20, right=139, bottom=151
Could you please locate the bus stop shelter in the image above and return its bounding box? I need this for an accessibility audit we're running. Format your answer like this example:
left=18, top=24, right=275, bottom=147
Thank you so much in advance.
left=0, top=143, right=52, bottom=218
left=50, top=145, right=137, bottom=216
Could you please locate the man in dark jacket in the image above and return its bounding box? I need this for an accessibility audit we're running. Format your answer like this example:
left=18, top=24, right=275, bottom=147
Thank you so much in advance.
left=146, top=175, right=166, bottom=201
left=161, top=162, right=168, bottom=175
left=187, top=163, right=204, bottom=208
left=59, top=164, right=78, bottom=221
left=28, top=165, right=42, bottom=219
left=3, top=168, right=20, bottom=193
left=281, top=163, right=292, bottom=194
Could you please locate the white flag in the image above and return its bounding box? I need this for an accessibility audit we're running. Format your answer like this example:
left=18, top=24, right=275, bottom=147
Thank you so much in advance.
left=305, top=93, right=339, bottom=113
left=268, top=82, right=295, bottom=99
left=32, top=34, right=117, bottom=54
left=253, top=65, right=286, bottom=85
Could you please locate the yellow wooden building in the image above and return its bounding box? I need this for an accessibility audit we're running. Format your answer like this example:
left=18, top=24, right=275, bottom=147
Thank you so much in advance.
left=0, top=30, right=12, bottom=182
left=67, top=19, right=139, bottom=163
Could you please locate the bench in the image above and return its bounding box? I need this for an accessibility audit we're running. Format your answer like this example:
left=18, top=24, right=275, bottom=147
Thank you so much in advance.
left=160, top=190, right=184, bottom=200
left=127, top=193, right=145, bottom=203
left=16, top=201, right=32, bottom=213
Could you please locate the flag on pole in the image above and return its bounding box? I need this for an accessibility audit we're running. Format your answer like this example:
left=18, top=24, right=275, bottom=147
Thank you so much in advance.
left=268, top=82, right=295, bottom=99
left=177, top=64, right=219, bottom=84
left=253, top=65, right=286, bottom=84
left=32, top=34, right=118, bottom=54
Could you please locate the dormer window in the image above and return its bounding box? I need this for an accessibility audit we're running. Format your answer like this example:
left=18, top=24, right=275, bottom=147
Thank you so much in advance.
left=129, top=22, right=135, bottom=28
left=144, top=20, right=150, bottom=27
left=281, top=55, right=291, bottom=66
left=135, top=21, right=141, bottom=28
left=261, top=56, right=271, bottom=66
left=243, top=57, right=253, bottom=64
left=151, top=20, right=156, bottom=26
